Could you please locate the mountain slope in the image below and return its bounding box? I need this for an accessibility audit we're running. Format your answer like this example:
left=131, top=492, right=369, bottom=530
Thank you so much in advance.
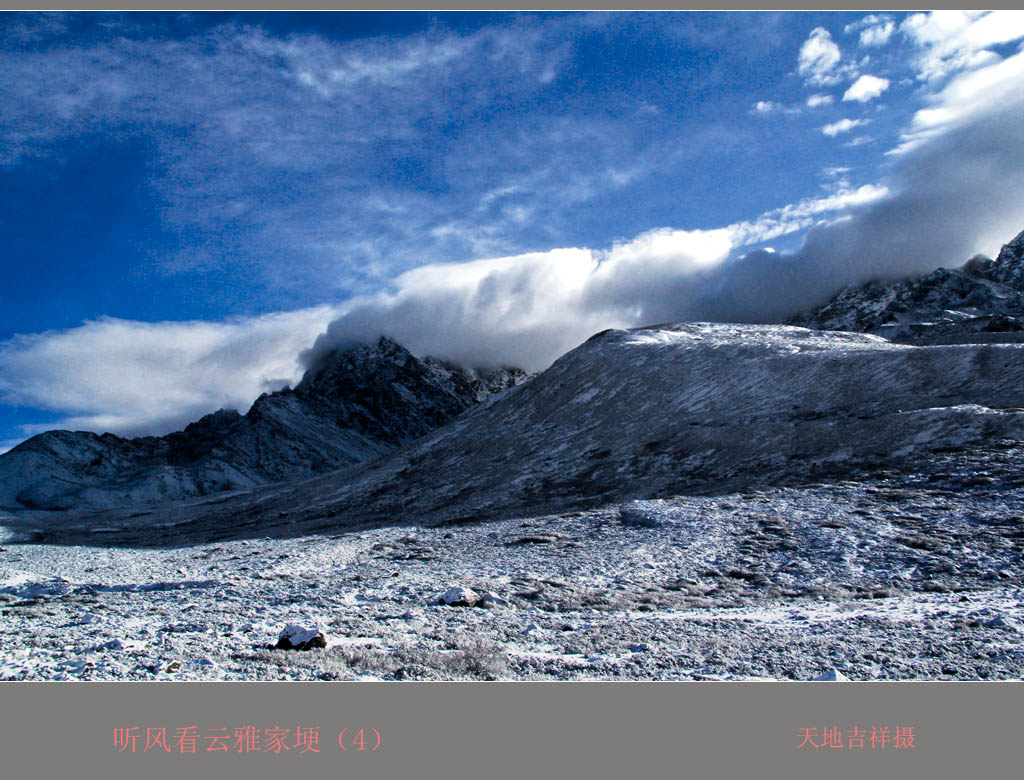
left=787, top=228, right=1024, bottom=342
left=0, top=337, right=528, bottom=511
left=32, top=322, right=1024, bottom=546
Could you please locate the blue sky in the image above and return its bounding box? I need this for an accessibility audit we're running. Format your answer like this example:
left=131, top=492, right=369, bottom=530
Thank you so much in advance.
left=2, top=11, right=1024, bottom=451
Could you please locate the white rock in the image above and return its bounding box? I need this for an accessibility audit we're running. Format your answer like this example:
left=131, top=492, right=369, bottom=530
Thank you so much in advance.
left=985, top=614, right=1023, bottom=632
left=477, top=591, right=511, bottom=609
left=276, top=624, right=327, bottom=650
left=438, top=586, right=479, bottom=607
left=812, top=669, right=849, bottom=681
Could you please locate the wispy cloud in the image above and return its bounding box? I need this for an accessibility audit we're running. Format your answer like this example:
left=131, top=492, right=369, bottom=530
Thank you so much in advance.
left=891, top=31, right=1024, bottom=156
left=845, top=14, right=895, bottom=48
left=727, top=184, right=888, bottom=247
left=822, top=118, right=868, bottom=136
left=0, top=17, right=576, bottom=299
left=3, top=11, right=69, bottom=42
left=901, top=11, right=1024, bottom=82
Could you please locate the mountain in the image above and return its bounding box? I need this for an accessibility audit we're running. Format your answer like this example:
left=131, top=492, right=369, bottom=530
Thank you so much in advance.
left=34, top=321, right=1024, bottom=547
left=0, top=337, right=528, bottom=511
left=786, top=228, right=1024, bottom=343
left=10, top=226, right=1024, bottom=538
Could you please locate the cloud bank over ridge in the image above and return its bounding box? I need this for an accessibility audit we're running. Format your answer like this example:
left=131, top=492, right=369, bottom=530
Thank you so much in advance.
left=4, top=37, right=1024, bottom=444
left=0, top=307, right=342, bottom=443
left=306, top=78, right=1024, bottom=372
left=307, top=16, right=1024, bottom=371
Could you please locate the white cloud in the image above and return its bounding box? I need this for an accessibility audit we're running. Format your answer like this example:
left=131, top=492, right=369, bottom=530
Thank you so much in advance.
left=822, top=118, right=867, bottom=136
left=806, top=93, right=833, bottom=107
left=902, top=11, right=1024, bottom=82
left=892, top=45, right=1024, bottom=155
left=860, top=24, right=894, bottom=47
left=0, top=307, right=342, bottom=439
left=727, top=184, right=889, bottom=247
left=842, top=74, right=890, bottom=102
left=304, top=249, right=607, bottom=373
left=305, top=187, right=892, bottom=372
left=798, top=27, right=842, bottom=85
left=752, top=100, right=802, bottom=116
left=845, top=15, right=895, bottom=47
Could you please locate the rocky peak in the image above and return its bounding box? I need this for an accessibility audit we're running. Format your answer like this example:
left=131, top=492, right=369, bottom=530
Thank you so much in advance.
left=423, top=357, right=532, bottom=403
left=291, top=336, right=528, bottom=446
left=786, top=227, right=1024, bottom=342
left=0, top=335, right=530, bottom=511
left=298, top=336, right=416, bottom=392
left=982, top=228, right=1024, bottom=289
left=180, top=408, right=243, bottom=438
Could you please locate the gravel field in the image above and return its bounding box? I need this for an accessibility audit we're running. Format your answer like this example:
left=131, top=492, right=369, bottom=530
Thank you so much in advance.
left=4, top=445, right=1022, bottom=681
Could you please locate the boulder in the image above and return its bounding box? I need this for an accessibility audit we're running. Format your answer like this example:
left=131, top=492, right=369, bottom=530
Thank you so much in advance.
left=811, top=669, right=849, bottom=681
left=275, top=624, right=327, bottom=650
left=477, top=591, right=511, bottom=609
left=437, top=586, right=480, bottom=607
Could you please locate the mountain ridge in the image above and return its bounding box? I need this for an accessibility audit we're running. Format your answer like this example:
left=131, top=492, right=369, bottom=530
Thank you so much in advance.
left=786, top=228, right=1024, bottom=342
left=6, top=226, right=1024, bottom=531
left=23, top=320, right=1024, bottom=547
left=0, top=337, right=528, bottom=511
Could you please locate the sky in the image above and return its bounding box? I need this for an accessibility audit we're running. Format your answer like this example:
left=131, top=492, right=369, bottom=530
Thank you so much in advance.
left=2, top=10, right=1024, bottom=451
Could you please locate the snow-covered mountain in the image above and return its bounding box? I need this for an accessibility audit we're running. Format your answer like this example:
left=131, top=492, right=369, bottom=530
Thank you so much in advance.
left=0, top=337, right=528, bottom=511
left=787, top=228, right=1024, bottom=343
left=32, top=321, right=1024, bottom=547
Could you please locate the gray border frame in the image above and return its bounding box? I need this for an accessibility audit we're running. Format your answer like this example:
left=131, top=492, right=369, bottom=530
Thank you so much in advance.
left=1, top=7, right=1017, bottom=779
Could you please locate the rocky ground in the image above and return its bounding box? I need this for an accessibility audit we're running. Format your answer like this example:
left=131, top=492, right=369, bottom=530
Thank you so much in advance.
left=3, top=442, right=1023, bottom=681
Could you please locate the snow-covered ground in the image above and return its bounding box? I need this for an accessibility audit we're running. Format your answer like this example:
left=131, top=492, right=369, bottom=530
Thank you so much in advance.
left=3, top=443, right=1022, bottom=681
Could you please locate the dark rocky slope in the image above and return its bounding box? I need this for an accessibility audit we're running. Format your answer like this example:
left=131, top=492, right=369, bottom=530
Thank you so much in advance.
left=787, top=228, right=1024, bottom=344
left=0, top=337, right=527, bottom=511
left=24, top=322, right=1024, bottom=547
